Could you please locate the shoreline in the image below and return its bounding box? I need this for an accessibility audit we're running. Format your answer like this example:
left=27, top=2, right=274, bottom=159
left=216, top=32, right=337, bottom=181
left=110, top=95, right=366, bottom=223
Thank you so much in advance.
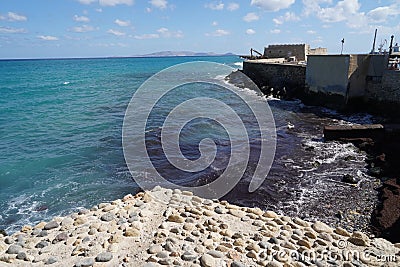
left=1, top=186, right=399, bottom=266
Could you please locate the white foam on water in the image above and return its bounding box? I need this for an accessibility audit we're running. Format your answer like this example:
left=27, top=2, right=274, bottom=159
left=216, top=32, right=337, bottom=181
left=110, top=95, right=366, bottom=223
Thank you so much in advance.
left=304, top=138, right=364, bottom=165
left=233, top=62, right=243, bottom=68
left=63, top=81, right=70, bottom=85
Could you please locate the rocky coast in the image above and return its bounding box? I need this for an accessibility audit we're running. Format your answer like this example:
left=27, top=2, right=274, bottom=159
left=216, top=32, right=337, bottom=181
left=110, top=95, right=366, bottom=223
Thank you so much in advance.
left=0, top=186, right=399, bottom=267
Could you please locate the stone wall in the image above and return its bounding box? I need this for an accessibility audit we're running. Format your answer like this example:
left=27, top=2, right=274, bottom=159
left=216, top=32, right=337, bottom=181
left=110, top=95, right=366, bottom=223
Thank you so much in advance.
left=308, top=47, right=328, bottom=56
left=263, top=44, right=307, bottom=61
left=242, top=61, right=306, bottom=96
left=382, top=70, right=400, bottom=98
left=365, top=65, right=400, bottom=116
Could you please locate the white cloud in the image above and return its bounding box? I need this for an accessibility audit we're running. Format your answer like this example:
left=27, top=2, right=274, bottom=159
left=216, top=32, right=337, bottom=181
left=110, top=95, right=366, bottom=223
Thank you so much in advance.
left=71, top=25, right=95, bottom=33
left=317, top=0, right=361, bottom=22
left=73, top=15, right=90, bottom=22
left=0, top=26, right=26, bottom=33
left=307, top=30, right=316, bottom=34
left=96, top=8, right=103, bottom=12
left=246, top=28, right=256, bottom=35
left=367, top=6, right=399, bottom=23
left=149, top=0, right=168, bottom=9
left=243, top=12, right=259, bottom=22
left=251, top=0, right=295, bottom=12
left=107, top=29, right=126, bottom=36
left=38, top=35, right=59, bottom=41
left=77, top=0, right=134, bottom=6
left=273, top=11, right=300, bottom=25
left=0, top=12, right=27, bottom=22
left=302, top=0, right=382, bottom=29
left=212, top=21, right=218, bottom=26
left=114, top=19, right=131, bottom=27
left=270, top=29, right=281, bottom=34
left=134, top=33, right=159, bottom=39
left=146, top=7, right=152, bottom=12
left=302, top=0, right=331, bottom=17
left=206, top=29, right=230, bottom=37
left=205, top=2, right=224, bottom=10
left=227, top=3, right=239, bottom=11
left=157, top=27, right=183, bottom=38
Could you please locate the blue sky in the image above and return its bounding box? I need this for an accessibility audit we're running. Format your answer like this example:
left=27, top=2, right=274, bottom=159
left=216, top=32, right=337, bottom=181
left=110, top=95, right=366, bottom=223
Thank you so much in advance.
left=1, top=0, right=399, bottom=58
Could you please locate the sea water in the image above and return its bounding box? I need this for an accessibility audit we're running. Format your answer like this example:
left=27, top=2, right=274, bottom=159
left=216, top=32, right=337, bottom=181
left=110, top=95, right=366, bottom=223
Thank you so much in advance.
left=0, top=56, right=379, bottom=233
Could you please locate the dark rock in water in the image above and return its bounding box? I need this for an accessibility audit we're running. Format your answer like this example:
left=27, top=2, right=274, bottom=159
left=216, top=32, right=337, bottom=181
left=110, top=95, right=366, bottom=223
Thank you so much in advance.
left=376, top=153, right=386, bottom=164
left=342, top=174, right=359, bottom=184
left=335, top=211, right=344, bottom=220
left=344, top=155, right=355, bottom=161
left=35, top=205, right=48, bottom=212
left=368, top=167, right=382, bottom=177
left=305, top=146, right=315, bottom=151
left=0, top=229, right=7, bottom=236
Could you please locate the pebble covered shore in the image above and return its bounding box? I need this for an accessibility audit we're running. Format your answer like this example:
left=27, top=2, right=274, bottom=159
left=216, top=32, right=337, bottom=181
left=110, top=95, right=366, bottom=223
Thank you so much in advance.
left=0, top=186, right=399, bottom=267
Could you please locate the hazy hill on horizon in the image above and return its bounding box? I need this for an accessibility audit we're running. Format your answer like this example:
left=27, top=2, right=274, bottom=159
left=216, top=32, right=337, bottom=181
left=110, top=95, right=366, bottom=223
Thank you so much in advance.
left=137, top=51, right=236, bottom=57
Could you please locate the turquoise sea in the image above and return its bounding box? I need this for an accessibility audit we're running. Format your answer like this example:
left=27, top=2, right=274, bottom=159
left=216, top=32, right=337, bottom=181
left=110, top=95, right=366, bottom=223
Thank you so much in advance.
left=0, top=56, right=377, bottom=233
left=0, top=56, right=241, bottom=232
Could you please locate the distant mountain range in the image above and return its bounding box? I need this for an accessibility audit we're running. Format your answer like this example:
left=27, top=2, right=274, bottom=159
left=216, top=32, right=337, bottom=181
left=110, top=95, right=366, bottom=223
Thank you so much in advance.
left=136, top=51, right=236, bottom=57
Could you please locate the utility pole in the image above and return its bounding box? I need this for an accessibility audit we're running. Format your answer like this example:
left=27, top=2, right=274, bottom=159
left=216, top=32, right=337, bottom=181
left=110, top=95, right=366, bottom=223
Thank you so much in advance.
left=341, top=38, right=345, bottom=55
left=371, top=29, right=377, bottom=54
left=389, top=35, right=394, bottom=55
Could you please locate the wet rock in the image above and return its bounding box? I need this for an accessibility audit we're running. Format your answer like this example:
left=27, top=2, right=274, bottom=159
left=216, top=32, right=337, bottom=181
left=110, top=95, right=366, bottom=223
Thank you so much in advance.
left=0, top=229, right=7, bottom=237
left=342, top=174, right=359, bottom=184
left=368, top=167, right=382, bottom=177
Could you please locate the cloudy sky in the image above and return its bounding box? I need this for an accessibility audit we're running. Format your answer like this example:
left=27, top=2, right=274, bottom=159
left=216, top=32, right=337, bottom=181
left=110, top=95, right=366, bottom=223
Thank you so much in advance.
left=1, top=0, right=399, bottom=58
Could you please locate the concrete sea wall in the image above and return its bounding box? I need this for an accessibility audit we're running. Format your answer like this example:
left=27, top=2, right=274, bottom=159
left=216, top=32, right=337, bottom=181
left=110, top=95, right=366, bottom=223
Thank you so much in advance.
left=242, top=61, right=305, bottom=97
left=242, top=55, right=400, bottom=117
